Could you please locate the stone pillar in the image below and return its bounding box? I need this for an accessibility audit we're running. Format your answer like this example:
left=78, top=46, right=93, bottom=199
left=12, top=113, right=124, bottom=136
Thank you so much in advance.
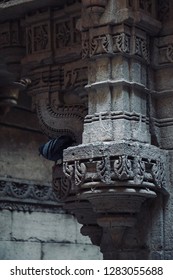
left=63, top=0, right=169, bottom=259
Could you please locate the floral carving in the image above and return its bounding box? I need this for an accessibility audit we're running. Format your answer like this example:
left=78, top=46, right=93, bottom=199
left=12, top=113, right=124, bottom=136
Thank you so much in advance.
left=53, top=176, right=71, bottom=201
left=55, top=17, right=81, bottom=49
left=151, top=160, right=166, bottom=188
left=112, top=33, right=130, bottom=53
left=114, top=155, right=134, bottom=180
left=75, top=161, right=87, bottom=186
left=33, top=185, right=51, bottom=200
left=96, top=156, right=112, bottom=184
left=134, top=157, right=145, bottom=184
left=10, top=182, right=30, bottom=198
left=33, top=24, right=49, bottom=51
left=90, top=37, right=99, bottom=56
left=55, top=22, right=71, bottom=48
left=63, top=162, right=74, bottom=179
left=135, top=37, right=150, bottom=63
left=0, top=179, right=57, bottom=205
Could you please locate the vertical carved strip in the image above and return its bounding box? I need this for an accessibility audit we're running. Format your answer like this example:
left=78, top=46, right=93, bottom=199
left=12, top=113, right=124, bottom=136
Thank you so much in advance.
left=114, top=155, right=134, bottom=180
left=96, top=156, right=112, bottom=184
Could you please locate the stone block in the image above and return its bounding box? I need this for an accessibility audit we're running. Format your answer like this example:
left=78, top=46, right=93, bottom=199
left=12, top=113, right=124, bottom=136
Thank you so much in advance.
left=0, top=210, right=12, bottom=241
left=12, top=211, right=77, bottom=243
left=0, top=241, right=41, bottom=260
left=42, top=243, right=102, bottom=260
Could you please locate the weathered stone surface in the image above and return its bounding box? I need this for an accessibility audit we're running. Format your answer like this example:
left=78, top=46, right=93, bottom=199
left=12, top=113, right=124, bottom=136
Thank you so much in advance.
left=0, top=126, right=52, bottom=182
left=0, top=210, right=12, bottom=241
left=0, top=241, right=41, bottom=260
left=12, top=212, right=77, bottom=243
left=42, top=243, right=102, bottom=260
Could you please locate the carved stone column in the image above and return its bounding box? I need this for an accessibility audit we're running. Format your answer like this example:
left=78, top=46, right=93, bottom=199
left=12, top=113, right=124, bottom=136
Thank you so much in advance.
left=63, top=0, right=169, bottom=259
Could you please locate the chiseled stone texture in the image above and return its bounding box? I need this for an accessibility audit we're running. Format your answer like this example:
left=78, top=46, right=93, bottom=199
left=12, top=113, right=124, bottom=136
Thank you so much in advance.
left=0, top=241, right=41, bottom=260
left=11, top=212, right=77, bottom=243
left=42, top=243, right=102, bottom=260
left=0, top=210, right=12, bottom=241
left=0, top=210, right=102, bottom=260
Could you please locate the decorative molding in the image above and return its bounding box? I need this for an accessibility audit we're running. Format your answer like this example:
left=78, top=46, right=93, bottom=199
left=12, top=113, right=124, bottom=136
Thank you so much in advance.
left=63, top=145, right=167, bottom=193
left=82, top=31, right=149, bottom=63
left=24, top=8, right=82, bottom=61
left=0, top=177, right=63, bottom=212
left=114, top=155, right=133, bottom=180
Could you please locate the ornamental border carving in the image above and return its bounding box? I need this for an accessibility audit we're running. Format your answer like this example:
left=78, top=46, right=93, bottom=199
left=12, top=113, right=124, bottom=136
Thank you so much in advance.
left=0, top=177, right=63, bottom=212
left=63, top=153, right=167, bottom=192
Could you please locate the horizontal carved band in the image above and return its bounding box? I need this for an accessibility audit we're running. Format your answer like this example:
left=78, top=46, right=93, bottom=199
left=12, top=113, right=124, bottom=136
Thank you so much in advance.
left=82, top=32, right=150, bottom=63
left=0, top=177, right=62, bottom=212
left=63, top=142, right=168, bottom=196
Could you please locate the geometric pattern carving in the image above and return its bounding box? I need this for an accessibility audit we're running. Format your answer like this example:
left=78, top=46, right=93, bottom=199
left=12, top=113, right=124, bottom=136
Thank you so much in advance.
left=26, top=22, right=50, bottom=54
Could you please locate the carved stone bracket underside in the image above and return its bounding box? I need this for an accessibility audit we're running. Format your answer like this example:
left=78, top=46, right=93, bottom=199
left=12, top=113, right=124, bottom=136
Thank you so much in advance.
left=52, top=141, right=168, bottom=258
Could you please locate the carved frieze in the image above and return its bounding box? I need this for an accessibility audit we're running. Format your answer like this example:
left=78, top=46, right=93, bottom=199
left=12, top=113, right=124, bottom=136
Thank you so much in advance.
left=63, top=143, right=168, bottom=194
left=24, top=7, right=82, bottom=62
left=0, top=177, right=62, bottom=212
left=82, top=30, right=149, bottom=64
left=114, top=155, right=133, bottom=180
